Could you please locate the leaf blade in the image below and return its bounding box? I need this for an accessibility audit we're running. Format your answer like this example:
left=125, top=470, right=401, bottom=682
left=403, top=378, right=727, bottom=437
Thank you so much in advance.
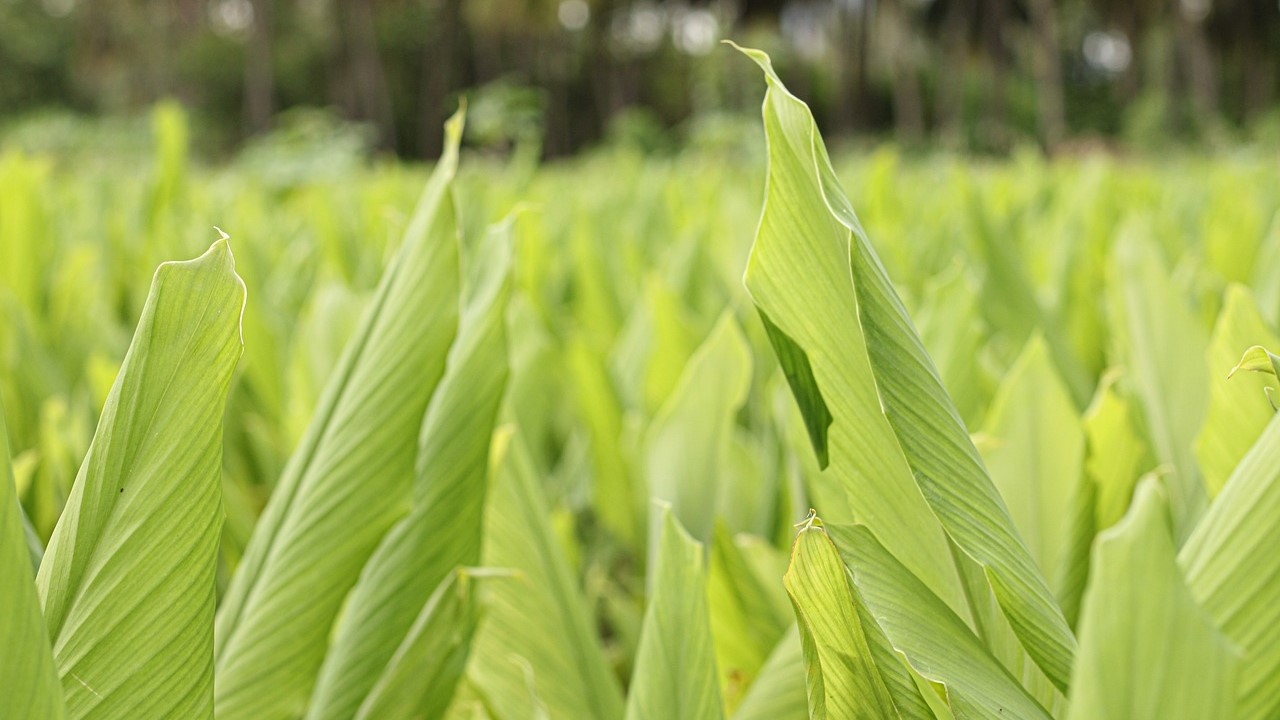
left=0, top=403, right=64, bottom=719
left=1069, top=480, right=1238, bottom=720
left=736, top=45, right=1076, bottom=691
left=624, top=507, right=723, bottom=720
left=1181, top=410, right=1280, bottom=719
left=827, top=524, right=1052, bottom=720
left=784, top=519, right=903, bottom=719
left=467, top=429, right=625, bottom=720
left=215, top=112, right=465, bottom=720
left=306, top=219, right=513, bottom=719
left=37, top=239, right=245, bottom=719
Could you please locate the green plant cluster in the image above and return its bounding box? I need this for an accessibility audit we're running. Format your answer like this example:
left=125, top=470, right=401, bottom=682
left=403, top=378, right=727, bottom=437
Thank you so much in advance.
left=3, top=48, right=1280, bottom=719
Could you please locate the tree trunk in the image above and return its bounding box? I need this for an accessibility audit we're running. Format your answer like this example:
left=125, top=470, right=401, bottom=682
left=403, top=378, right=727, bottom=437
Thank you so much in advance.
left=419, top=0, right=462, bottom=158
left=244, top=0, right=275, bottom=134
left=981, top=0, right=1010, bottom=148
left=335, top=0, right=397, bottom=150
left=936, top=0, right=970, bottom=145
left=1242, top=47, right=1275, bottom=122
left=1239, top=13, right=1274, bottom=122
left=832, top=1, right=869, bottom=132
left=1025, top=0, right=1066, bottom=148
left=884, top=0, right=924, bottom=143
left=1172, top=1, right=1218, bottom=120
left=1115, top=4, right=1143, bottom=103
left=854, top=0, right=871, bottom=131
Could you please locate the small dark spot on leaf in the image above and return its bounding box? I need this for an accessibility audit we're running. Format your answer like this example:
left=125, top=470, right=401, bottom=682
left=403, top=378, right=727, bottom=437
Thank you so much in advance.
left=119, top=488, right=124, bottom=494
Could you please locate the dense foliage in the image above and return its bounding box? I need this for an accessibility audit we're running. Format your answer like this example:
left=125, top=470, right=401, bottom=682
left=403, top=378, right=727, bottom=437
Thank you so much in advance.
left=3, top=48, right=1280, bottom=718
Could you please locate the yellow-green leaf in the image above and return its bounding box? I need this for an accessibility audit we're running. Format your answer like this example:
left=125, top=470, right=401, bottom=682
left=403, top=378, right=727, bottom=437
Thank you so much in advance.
left=827, top=524, right=1051, bottom=720
left=0, top=403, right=64, bottom=718
left=1196, top=288, right=1280, bottom=496
left=306, top=218, right=513, bottom=719
left=784, top=518, right=902, bottom=719
left=625, top=507, right=723, bottom=720
left=468, top=429, right=625, bottom=720
left=37, top=239, right=245, bottom=719
left=1181, top=410, right=1280, bottom=719
left=735, top=44, right=1076, bottom=691
left=215, top=111, right=464, bottom=719
left=1068, top=480, right=1238, bottom=720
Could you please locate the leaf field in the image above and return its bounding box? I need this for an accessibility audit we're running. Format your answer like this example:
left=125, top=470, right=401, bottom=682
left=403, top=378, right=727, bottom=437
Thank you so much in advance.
left=3, top=49, right=1280, bottom=719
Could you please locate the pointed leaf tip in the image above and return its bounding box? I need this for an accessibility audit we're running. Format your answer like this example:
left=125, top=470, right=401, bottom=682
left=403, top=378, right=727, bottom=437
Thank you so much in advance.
left=726, top=42, right=786, bottom=89
left=445, top=101, right=467, bottom=144
left=1228, top=345, right=1280, bottom=380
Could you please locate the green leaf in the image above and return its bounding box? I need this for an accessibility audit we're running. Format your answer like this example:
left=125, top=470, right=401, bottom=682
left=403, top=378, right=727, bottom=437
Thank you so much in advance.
left=644, top=312, right=752, bottom=540
left=708, top=525, right=790, bottom=713
left=979, top=335, right=1087, bottom=618
left=1068, top=480, right=1238, bottom=720
left=1181, top=410, right=1280, bottom=719
left=36, top=239, right=245, bottom=719
left=1108, top=231, right=1208, bottom=538
left=625, top=507, right=723, bottom=720
left=730, top=42, right=971, bottom=647
left=21, top=496, right=44, bottom=571
left=1250, top=210, right=1280, bottom=327
left=914, top=263, right=993, bottom=427
left=567, top=337, right=642, bottom=549
left=306, top=219, right=513, bottom=719
left=732, top=628, right=806, bottom=720
left=215, top=111, right=464, bottom=719
left=612, top=274, right=699, bottom=415
left=567, top=214, right=624, bottom=351
left=844, top=155, right=1077, bottom=694
left=965, top=190, right=1091, bottom=407
left=1082, top=371, right=1149, bottom=532
left=0, top=403, right=64, bottom=718
left=826, top=524, right=1051, bottom=720
left=735, top=44, right=1076, bottom=691
left=757, top=310, right=832, bottom=469
left=1227, top=345, right=1280, bottom=378
left=468, top=429, right=625, bottom=720
left=354, top=572, right=481, bottom=720
left=1197, top=288, right=1280, bottom=496
left=784, top=517, right=904, bottom=719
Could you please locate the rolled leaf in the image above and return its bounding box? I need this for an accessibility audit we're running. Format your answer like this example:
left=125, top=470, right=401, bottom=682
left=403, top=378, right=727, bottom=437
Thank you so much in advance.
left=1181, top=410, right=1280, bottom=719
left=827, top=524, right=1051, bottom=720
left=784, top=516, right=914, bottom=719
left=37, top=239, right=245, bottom=719
left=354, top=572, right=480, bottom=720
left=306, top=218, right=513, bottom=718
left=468, top=429, right=625, bottom=720
left=735, top=44, right=1076, bottom=691
left=215, top=111, right=464, bottom=719
left=1069, top=480, right=1238, bottom=720
left=0, top=403, right=64, bottom=718
left=624, top=507, right=723, bottom=720
left=1196, top=288, right=1280, bottom=496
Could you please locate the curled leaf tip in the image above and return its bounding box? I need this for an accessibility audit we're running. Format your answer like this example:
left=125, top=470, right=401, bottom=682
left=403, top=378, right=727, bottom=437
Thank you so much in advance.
left=1229, top=345, right=1280, bottom=380
left=725, top=42, right=779, bottom=81
left=794, top=508, right=821, bottom=531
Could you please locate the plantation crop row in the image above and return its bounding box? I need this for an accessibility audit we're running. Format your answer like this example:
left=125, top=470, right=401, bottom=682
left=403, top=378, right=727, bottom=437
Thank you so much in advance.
left=3, top=50, right=1280, bottom=719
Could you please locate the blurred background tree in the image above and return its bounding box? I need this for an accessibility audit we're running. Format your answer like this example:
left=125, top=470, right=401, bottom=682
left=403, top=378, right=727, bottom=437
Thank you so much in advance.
left=1, top=0, right=1278, bottom=157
